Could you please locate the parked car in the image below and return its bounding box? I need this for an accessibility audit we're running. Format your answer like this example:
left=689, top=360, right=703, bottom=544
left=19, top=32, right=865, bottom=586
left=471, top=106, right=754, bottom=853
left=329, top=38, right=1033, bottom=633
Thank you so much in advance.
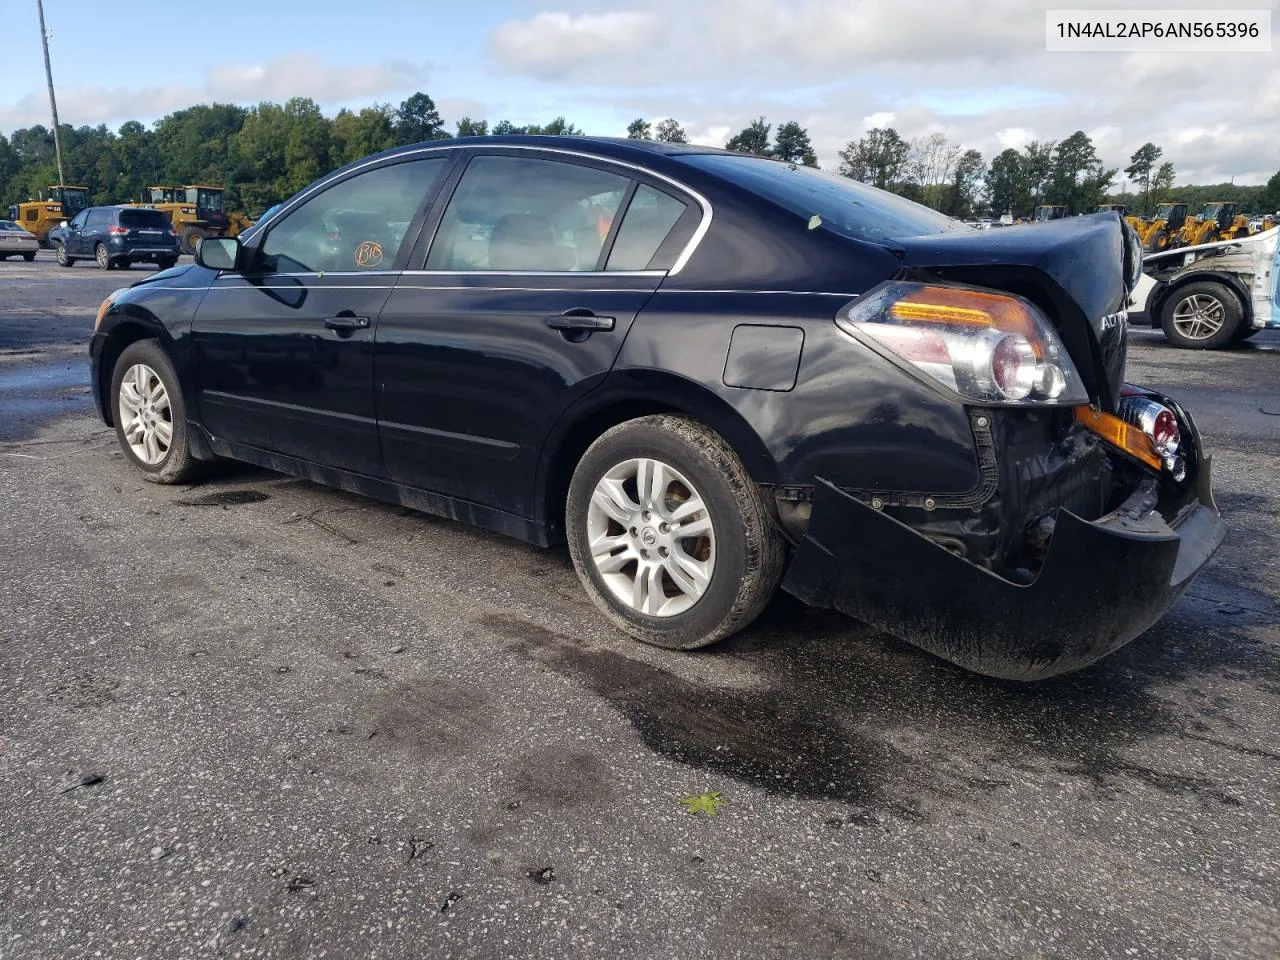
left=0, top=219, right=39, bottom=260
left=1129, top=224, right=1279, bottom=348
left=49, top=206, right=180, bottom=270
left=88, top=136, right=1224, bottom=680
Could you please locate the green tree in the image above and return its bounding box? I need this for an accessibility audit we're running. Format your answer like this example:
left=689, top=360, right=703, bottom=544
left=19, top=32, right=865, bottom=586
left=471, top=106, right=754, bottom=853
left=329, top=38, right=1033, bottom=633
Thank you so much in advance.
left=236, top=98, right=332, bottom=209
left=654, top=118, right=688, bottom=143
left=627, top=118, right=652, bottom=140
left=837, top=127, right=909, bottom=190
left=392, top=92, right=446, bottom=145
left=455, top=117, right=489, bottom=137
left=154, top=103, right=248, bottom=185
left=1257, top=169, right=1280, bottom=213
left=948, top=149, right=985, bottom=218
left=724, top=117, right=771, bottom=156
left=112, top=121, right=162, bottom=203
left=1048, top=131, right=1102, bottom=213
left=330, top=105, right=394, bottom=167
left=773, top=121, right=817, bottom=166
left=984, top=148, right=1028, bottom=218
left=526, top=116, right=583, bottom=136
left=490, top=120, right=526, bottom=135
left=1125, top=142, right=1163, bottom=214
left=1151, top=161, right=1176, bottom=198
left=1022, top=140, right=1055, bottom=209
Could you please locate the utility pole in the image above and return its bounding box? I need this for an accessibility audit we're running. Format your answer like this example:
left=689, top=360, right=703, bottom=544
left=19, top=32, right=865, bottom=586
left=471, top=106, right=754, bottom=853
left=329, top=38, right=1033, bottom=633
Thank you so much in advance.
left=37, top=0, right=67, bottom=190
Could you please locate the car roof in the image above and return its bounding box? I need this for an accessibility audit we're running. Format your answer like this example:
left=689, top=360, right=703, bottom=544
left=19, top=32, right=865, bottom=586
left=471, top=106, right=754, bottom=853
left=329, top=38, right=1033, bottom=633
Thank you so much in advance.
left=386, top=134, right=723, bottom=161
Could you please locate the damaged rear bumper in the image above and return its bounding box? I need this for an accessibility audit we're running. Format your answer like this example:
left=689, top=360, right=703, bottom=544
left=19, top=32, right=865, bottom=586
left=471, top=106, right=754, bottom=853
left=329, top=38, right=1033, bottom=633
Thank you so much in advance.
left=782, top=460, right=1225, bottom=682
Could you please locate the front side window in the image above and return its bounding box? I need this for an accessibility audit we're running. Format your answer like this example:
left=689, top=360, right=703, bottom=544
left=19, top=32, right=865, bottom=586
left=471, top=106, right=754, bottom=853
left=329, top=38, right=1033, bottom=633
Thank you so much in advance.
left=70, top=211, right=89, bottom=229
left=256, top=157, right=449, bottom=274
left=426, top=156, right=630, bottom=272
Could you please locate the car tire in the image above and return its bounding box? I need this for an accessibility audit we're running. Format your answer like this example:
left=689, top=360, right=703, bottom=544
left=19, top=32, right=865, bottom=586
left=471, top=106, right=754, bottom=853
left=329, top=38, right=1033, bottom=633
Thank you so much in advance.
left=1160, top=281, right=1243, bottom=349
left=109, top=339, right=208, bottom=484
left=55, top=242, right=72, bottom=267
left=95, top=243, right=113, bottom=270
left=23, top=252, right=35, bottom=262
left=118, top=259, right=131, bottom=270
left=156, top=257, right=177, bottom=270
left=565, top=414, right=786, bottom=650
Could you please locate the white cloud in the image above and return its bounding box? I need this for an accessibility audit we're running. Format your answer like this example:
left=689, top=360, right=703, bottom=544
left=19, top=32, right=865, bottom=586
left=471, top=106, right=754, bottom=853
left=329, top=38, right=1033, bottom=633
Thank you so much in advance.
left=485, top=0, right=1280, bottom=184
left=488, top=12, right=665, bottom=79
left=0, top=55, right=429, bottom=131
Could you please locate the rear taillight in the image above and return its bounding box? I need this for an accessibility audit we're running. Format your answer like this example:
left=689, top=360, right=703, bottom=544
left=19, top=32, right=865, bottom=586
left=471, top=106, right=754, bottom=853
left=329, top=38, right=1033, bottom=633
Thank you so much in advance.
left=836, top=281, right=1087, bottom=406
left=107, top=226, right=128, bottom=235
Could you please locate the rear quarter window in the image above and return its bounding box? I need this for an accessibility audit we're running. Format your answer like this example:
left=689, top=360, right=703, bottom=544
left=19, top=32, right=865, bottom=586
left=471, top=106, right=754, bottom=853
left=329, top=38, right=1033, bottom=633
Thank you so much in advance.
left=119, top=210, right=172, bottom=229
left=679, top=153, right=972, bottom=243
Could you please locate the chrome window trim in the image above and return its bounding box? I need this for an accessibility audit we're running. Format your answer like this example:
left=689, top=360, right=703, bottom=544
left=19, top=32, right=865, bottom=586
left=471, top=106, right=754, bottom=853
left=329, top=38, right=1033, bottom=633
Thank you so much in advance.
left=249, top=143, right=713, bottom=277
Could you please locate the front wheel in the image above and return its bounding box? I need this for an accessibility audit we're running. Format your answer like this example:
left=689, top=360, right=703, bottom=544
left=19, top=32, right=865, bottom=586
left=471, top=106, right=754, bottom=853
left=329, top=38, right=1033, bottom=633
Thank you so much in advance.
left=55, top=242, right=72, bottom=267
left=23, top=252, right=35, bottom=262
left=156, top=257, right=177, bottom=271
left=109, top=339, right=208, bottom=484
left=565, top=414, right=786, bottom=650
left=1161, top=281, right=1243, bottom=349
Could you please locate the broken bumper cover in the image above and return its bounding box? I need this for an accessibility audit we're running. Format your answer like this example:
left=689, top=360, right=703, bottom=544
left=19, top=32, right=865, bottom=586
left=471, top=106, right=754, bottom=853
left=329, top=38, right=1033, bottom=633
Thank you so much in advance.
left=782, top=464, right=1225, bottom=682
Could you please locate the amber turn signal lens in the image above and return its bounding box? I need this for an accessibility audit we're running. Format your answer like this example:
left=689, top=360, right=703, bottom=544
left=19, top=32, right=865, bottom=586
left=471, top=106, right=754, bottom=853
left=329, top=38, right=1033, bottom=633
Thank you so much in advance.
left=1074, top=406, right=1161, bottom=470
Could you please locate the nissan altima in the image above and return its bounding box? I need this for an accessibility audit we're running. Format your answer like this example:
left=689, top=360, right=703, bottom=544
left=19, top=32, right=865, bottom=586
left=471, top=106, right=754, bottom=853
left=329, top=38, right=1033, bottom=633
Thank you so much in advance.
left=88, top=136, right=1225, bottom=680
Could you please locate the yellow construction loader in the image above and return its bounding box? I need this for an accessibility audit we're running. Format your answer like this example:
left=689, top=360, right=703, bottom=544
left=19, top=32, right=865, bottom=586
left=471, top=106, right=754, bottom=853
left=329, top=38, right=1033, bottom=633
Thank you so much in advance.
left=1034, top=205, right=1067, bottom=222
left=6, top=185, right=90, bottom=246
left=129, top=185, right=255, bottom=254
left=1134, top=202, right=1187, bottom=252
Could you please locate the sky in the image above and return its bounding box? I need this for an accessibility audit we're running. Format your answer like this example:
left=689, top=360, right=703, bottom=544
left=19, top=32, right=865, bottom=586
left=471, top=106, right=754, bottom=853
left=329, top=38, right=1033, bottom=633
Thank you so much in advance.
left=1, top=0, right=1277, bottom=185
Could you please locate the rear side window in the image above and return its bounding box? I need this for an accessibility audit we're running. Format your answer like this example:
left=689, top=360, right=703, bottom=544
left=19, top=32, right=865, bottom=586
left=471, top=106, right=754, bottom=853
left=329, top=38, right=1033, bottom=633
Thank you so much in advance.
left=86, top=209, right=110, bottom=227
left=679, top=153, right=971, bottom=242
left=426, top=156, right=630, bottom=272
left=606, top=185, right=688, bottom=271
left=119, top=209, right=172, bottom=229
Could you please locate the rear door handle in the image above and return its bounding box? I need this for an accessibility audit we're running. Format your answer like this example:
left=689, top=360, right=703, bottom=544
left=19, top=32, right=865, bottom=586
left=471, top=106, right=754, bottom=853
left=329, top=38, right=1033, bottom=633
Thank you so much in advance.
left=544, top=311, right=615, bottom=332
left=324, top=315, right=370, bottom=331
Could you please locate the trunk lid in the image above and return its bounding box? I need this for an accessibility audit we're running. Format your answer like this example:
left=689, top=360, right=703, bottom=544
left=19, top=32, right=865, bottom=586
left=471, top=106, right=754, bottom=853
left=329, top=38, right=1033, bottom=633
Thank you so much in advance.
left=889, top=214, right=1130, bottom=409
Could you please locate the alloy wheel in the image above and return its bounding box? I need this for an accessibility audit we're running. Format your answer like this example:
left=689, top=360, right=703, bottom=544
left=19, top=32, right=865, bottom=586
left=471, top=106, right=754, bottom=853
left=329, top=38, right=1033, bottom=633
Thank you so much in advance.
left=118, top=363, right=173, bottom=465
left=1171, top=293, right=1226, bottom=341
left=585, top=457, right=716, bottom=617
left=96, top=245, right=108, bottom=269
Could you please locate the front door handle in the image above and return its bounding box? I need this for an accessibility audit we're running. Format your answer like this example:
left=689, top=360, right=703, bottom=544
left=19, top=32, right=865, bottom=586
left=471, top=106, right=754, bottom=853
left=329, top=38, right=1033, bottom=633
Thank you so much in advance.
left=544, top=310, right=615, bottom=332
left=324, top=315, right=370, bottom=331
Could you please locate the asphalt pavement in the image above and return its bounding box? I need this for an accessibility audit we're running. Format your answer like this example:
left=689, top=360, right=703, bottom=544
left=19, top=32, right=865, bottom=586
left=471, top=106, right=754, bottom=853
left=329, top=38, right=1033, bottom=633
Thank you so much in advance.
left=1, top=252, right=1277, bottom=959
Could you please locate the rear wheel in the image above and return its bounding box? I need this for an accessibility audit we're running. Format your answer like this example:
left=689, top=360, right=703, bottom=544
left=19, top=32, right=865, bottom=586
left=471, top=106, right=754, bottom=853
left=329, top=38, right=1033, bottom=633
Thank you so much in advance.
left=95, top=243, right=112, bottom=270
left=156, top=257, right=177, bottom=270
left=23, top=252, right=35, bottom=262
left=55, top=242, right=72, bottom=267
left=109, top=339, right=207, bottom=484
left=118, top=259, right=132, bottom=270
left=1161, top=281, right=1243, bottom=349
left=566, top=414, right=786, bottom=650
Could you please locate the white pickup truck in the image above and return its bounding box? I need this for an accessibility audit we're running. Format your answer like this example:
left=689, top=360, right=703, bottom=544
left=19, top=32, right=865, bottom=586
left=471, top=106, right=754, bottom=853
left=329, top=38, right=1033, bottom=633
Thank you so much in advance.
left=1128, top=225, right=1279, bottom=349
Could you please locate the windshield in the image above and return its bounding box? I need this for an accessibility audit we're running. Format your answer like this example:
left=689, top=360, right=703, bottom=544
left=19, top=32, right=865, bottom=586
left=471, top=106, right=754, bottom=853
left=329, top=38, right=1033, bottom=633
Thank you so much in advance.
left=679, top=153, right=970, bottom=242
left=197, top=189, right=224, bottom=213
left=1156, top=204, right=1176, bottom=219
left=55, top=188, right=88, bottom=216
left=1201, top=203, right=1223, bottom=220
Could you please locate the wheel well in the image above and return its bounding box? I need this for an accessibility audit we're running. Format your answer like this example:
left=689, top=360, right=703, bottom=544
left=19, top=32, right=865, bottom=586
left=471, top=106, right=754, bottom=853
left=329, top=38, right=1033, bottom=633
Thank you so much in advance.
left=1153, top=273, right=1249, bottom=326
left=539, top=399, right=683, bottom=545
left=97, top=323, right=159, bottom=426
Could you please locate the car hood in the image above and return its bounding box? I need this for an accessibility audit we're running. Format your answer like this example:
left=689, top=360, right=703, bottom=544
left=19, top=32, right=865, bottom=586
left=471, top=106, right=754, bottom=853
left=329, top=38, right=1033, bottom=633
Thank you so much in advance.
left=129, top=263, right=194, bottom=287
left=889, top=214, right=1131, bottom=409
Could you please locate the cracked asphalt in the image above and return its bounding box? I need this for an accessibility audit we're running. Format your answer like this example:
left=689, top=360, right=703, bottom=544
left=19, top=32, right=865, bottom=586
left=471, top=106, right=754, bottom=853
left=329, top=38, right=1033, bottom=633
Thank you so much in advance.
left=1, top=253, right=1277, bottom=959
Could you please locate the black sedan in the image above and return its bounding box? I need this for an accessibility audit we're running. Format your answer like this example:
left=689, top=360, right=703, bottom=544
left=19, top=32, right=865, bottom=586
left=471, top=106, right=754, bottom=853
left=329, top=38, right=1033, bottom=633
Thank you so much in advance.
left=88, top=136, right=1225, bottom=680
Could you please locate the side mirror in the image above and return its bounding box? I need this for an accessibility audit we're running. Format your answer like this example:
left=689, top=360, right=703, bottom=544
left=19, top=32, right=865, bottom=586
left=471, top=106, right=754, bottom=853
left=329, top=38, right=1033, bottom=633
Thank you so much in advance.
left=59, top=220, right=68, bottom=228
left=197, top=236, right=241, bottom=272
